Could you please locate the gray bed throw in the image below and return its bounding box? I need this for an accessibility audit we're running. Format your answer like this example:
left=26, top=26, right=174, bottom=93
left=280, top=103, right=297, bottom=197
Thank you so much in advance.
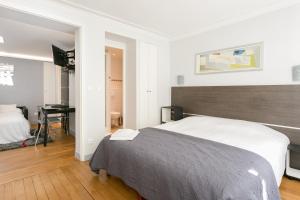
left=90, top=128, right=280, bottom=200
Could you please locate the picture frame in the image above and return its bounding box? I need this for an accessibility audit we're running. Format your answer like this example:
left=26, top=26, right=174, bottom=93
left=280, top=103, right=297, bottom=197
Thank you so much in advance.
left=195, top=42, right=263, bottom=74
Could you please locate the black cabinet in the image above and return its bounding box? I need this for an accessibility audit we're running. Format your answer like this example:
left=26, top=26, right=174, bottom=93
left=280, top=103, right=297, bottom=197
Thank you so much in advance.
left=161, top=106, right=183, bottom=124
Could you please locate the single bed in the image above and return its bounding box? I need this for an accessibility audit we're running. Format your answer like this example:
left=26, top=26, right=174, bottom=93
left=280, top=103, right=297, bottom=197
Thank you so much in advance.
left=0, top=104, right=31, bottom=144
left=90, top=116, right=289, bottom=200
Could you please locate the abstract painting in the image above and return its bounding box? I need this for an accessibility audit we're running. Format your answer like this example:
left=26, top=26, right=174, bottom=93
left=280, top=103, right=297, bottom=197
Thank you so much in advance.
left=195, top=43, right=263, bottom=74
left=0, top=64, right=14, bottom=86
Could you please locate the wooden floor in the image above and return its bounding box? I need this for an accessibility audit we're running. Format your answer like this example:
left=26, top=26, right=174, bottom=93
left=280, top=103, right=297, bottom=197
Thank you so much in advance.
left=0, top=131, right=299, bottom=199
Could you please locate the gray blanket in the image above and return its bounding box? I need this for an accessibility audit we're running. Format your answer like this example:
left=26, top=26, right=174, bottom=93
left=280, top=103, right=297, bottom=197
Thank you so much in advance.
left=90, top=128, right=280, bottom=200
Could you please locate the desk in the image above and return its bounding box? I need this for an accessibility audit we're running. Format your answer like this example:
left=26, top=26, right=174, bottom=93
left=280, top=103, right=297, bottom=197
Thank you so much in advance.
left=39, top=105, right=75, bottom=146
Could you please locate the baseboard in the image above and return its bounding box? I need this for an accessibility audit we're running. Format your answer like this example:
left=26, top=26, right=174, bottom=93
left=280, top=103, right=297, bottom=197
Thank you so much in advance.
left=84, top=153, right=93, bottom=161
left=69, top=129, right=75, bottom=136
left=75, top=152, right=93, bottom=161
left=75, top=152, right=81, bottom=160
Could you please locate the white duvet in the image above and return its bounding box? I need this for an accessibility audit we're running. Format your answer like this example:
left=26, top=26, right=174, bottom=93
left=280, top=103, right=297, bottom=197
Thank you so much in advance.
left=0, top=110, right=31, bottom=144
left=156, top=116, right=290, bottom=186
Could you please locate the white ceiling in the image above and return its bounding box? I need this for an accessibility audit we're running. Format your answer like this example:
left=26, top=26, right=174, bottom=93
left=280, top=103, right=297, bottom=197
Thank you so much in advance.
left=0, top=0, right=298, bottom=60
left=0, top=6, right=75, bottom=60
left=59, top=0, right=299, bottom=39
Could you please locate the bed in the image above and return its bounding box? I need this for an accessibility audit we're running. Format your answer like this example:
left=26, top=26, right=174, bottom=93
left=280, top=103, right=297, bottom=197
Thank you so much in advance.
left=0, top=104, right=31, bottom=144
left=90, top=85, right=300, bottom=200
left=90, top=116, right=289, bottom=200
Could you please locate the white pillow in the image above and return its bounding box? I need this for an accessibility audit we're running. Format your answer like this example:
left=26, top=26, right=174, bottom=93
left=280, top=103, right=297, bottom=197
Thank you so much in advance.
left=0, top=104, right=17, bottom=113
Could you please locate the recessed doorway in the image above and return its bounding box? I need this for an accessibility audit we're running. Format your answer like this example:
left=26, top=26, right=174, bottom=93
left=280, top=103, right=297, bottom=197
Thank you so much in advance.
left=105, top=46, right=125, bottom=133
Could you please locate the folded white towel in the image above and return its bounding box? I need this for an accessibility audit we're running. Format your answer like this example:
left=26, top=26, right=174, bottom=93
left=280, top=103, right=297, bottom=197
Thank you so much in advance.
left=110, top=129, right=140, bottom=141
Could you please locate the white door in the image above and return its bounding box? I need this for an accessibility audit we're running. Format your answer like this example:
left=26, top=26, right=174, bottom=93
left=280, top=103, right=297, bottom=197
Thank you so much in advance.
left=43, top=62, right=61, bottom=105
left=148, top=44, right=158, bottom=126
left=139, top=42, right=158, bottom=128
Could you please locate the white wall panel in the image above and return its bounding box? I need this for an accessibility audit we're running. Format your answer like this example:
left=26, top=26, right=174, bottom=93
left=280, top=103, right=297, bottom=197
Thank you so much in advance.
left=0, top=0, right=170, bottom=160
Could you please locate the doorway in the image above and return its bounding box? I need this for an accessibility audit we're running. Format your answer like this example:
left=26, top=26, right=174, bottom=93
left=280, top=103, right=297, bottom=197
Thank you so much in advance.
left=105, top=46, right=125, bottom=133
left=0, top=5, right=77, bottom=151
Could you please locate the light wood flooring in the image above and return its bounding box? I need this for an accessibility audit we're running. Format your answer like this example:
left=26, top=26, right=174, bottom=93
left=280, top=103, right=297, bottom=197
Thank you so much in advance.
left=0, top=131, right=299, bottom=199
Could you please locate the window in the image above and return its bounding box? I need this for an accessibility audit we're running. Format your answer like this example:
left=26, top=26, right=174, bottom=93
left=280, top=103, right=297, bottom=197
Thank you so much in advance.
left=0, top=64, right=14, bottom=86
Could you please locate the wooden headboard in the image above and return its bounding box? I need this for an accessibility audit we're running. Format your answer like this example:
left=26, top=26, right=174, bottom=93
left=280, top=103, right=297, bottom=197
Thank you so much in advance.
left=172, top=85, right=300, bottom=144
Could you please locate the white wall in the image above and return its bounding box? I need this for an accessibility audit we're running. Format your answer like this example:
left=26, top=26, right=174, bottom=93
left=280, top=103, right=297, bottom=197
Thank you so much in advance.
left=0, top=0, right=170, bottom=160
left=170, top=5, right=300, bottom=86
left=0, top=57, right=44, bottom=122
left=43, top=62, right=61, bottom=105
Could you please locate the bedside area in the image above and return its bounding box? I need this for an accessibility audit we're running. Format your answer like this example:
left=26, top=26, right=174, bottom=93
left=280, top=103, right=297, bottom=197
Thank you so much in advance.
left=286, top=144, right=300, bottom=180
left=161, top=106, right=183, bottom=124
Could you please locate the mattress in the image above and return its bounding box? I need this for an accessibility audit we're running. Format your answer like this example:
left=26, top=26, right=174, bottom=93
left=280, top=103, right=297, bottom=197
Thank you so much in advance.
left=156, top=116, right=290, bottom=186
left=0, top=109, right=31, bottom=144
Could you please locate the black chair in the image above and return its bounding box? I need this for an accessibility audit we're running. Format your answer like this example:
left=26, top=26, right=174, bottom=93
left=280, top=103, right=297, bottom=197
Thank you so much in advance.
left=34, top=106, right=68, bottom=146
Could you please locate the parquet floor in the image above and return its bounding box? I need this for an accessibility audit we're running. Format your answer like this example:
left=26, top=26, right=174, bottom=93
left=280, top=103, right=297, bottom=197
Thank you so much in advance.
left=0, top=130, right=299, bottom=199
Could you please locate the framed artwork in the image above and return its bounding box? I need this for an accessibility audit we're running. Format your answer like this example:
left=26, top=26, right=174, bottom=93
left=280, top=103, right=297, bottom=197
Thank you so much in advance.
left=195, top=42, right=263, bottom=74
left=0, top=64, right=14, bottom=86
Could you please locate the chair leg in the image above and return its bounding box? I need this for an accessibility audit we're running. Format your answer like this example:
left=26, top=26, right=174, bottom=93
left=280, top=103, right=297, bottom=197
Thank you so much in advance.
left=34, top=128, right=38, bottom=138
left=35, top=125, right=43, bottom=146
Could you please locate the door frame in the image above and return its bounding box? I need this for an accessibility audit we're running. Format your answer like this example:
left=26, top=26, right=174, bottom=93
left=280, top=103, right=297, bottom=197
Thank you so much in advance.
left=105, top=52, right=111, bottom=131
left=105, top=39, right=127, bottom=130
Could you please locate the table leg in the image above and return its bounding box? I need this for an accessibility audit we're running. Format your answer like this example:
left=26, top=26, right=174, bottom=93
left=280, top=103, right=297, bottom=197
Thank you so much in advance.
left=44, top=114, right=48, bottom=147
left=62, top=115, right=65, bottom=133
left=66, top=113, right=70, bottom=135
left=63, top=113, right=66, bottom=134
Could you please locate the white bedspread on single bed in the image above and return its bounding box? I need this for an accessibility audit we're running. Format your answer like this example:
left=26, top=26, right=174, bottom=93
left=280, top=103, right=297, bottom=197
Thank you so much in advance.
left=156, top=116, right=290, bottom=186
left=0, top=109, right=31, bottom=144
